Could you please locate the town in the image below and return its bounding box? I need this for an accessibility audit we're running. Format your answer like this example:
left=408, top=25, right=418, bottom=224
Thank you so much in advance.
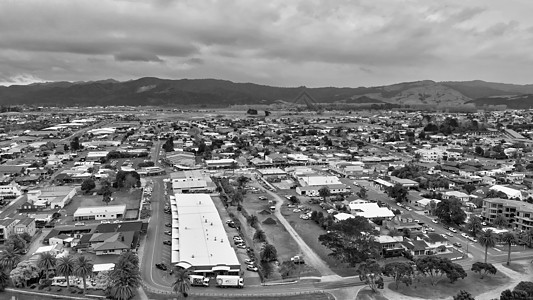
left=0, top=107, right=532, bottom=300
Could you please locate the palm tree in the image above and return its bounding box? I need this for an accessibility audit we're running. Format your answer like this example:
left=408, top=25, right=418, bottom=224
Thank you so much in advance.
left=253, top=229, right=266, bottom=243
left=74, top=255, right=93, bottom=294
left=172, top=268, right=191, bottom=298
left=260, top=243, right=278, bottom=262
left=106, top=252, right=141, bottom=300
left=0, top=246, right=21, bottom=272
left=248, top=215, right=258, bottom=228
left=501, top=232, right=516, bottom=266
left=467, top=216, right=483, bottom=237
left=525, top=229, right=533, bottom=248
left=55, top=255, right=75, bottom=290
left=479, top=229, right=497, bottom=263
left=0, top=271, right=9, bottom=291
left=37, top=252, right=56, bottom=279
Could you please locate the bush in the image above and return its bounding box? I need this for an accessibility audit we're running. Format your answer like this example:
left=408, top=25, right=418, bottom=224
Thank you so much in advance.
left=56, top=288, right=62, bottom=292
left=30, top=284, right=37, bottom=289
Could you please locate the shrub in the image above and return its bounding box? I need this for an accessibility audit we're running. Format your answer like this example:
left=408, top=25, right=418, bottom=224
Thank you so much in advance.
left=56, top=288, right=62, bottom=292
left=30, top=284, right=37, bottom=289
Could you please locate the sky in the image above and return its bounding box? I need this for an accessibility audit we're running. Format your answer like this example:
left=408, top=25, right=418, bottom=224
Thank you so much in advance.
left=1, top=0, right=533, bottom=87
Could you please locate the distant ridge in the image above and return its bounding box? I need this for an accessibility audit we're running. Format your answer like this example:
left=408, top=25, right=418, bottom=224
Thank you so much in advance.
left=0, top=77, right=532, bottom=108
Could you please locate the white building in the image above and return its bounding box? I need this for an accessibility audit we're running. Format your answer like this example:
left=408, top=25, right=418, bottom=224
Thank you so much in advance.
left=489, top=185, right=523, bottom=200
left=0, top=182, right=22, bottom=198
left=171, top=194, right=240, bottom=276
left=73, top=205, right=127, bottom=221
left=348, top=201, right=395, bottom=220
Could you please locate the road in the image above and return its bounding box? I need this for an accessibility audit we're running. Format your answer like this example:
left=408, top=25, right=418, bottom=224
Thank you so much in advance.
left=0, top=195, right=27, bottom=219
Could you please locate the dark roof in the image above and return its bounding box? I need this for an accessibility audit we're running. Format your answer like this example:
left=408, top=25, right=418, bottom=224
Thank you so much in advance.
left=94, top=221, right=144, bottom=233
left=43, top=229, right=60, bottom=243
left=0, top=165, right=24, bottom=174
left=16, top=218, right=35, bottom=226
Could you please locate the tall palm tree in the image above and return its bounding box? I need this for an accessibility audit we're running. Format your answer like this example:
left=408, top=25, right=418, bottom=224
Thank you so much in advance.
left=106, top=251, right=141, bottom=300
left=501, top=232, right=516, bottom=266
left=248, top=215, right=258, bottom=228
left=260, top=243, right=277, bottom=262
left=74, top=255, right=93, bottom=294
left=467, top=216, right=483, bottom=237
left=479, top=229, right=497, bottom=263
left=0, top=246, right=21, bottom=272
left=55, top=255, right=75, bottom=290
left=253, top=229, right=266, bottom=243
left=0, top=271, right=9, bottom=291
left=37, top=252, right=57, bottom=279
left=172, top=268, right=191, bottom=298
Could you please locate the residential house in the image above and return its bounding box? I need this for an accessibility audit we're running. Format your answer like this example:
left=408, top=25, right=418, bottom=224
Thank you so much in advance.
left=14, top=218, right=36, bottom=236
left=0, top=218, right=17, bottom=244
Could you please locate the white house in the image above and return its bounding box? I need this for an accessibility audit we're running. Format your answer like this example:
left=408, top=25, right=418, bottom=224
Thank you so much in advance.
left=73, top=205, right=127, bottom=221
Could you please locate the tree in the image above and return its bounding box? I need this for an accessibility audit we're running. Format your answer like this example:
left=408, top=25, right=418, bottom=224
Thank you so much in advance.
left=0, top=270, right=9, bottom=291
left=445, top=262, right=467, bottom=283
left=81, top=178, right=96, bottom=193
left=479, top=229, right=497, bottom=263
left=471, top=262, right=497, bottom=279
left=107, top=252, right=141, bottom=300
left=494, top=215, right=509, bottom=228
left=463, top=184, right=476, bottom=195
left=55, top=255, right=75, bottom=290
left=19, top=233, right=31, bottom=244
left=356, top=259, right=383, bottom=293
left=70, top=136, right=81, bottom=151
left=237, top=175, right=249, bottom=188
left=289, top=196, right=300, bottom=205
left=500, top=289, right=528, bottom=300
left=318, top=186, right=331, bottom=201
left=172, top=268, right=191, bottom=298
left=253, top=229, right=266, bottom=243
left=9, top=261, right=39, bottom=288
left=37, top=252, right=56, bottom=279
left=454, top=290, right=475, bottom=300
left=232, top=191, right=243, bottom=206
left=514, top=281, right=533, bottom=298
left=279, top=260, right=299, bottom=279
left=162, top=137, right=174, bottom=152
left=416, top=256, right=463, bottom=286
left=247, top=215, right=258, bottom=228
left=435, top=198, right=466, bottom=225
left=387, top=184, right=408, bottom=203
left=383, top=262, right=414, bottom=289
left=74, top=255, right=94, bottom=294
left=260, top=243, right=278, bottom=262
left=318, top=217, right=380, bottom=266
left=0, top=246, right=21, bottom=272
left=356, top=187, right=368, bottom=199
left=5, top=235, right=26, bottom=253
left=501, top=232, right=517, bottom=266
left=124, top=173, right=138, bottom=189
left=467, top=216, right=483, bottom=238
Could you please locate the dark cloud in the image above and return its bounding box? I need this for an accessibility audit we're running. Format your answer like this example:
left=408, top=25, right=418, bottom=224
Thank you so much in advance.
left=0, top=0, right=532, bottom=87
left=114, top=52, right=164, bottom=63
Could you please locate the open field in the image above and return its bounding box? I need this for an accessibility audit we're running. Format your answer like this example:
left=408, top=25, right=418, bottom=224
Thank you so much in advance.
left=389, top=268, right=510, bottom=299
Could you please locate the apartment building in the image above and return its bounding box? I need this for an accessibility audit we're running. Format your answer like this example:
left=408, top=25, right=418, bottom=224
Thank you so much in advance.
left=481, top=198, right=533, bottom=231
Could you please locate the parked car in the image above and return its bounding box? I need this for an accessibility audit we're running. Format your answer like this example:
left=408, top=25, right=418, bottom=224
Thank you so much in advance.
left=155, top=263, right=167, bottom=270
left=246, top=265, right=258, bottom=272
left=74, top=222, right=85, bottom=226
left=163, top=240, right=172, bottom=246
left=291, top=255, right=305, bottom=264
left=461, top=233, right=469, bottom=239
left=244, top=258, right=255, bottom=265
left=446, top=232, right=453, bottom=237
left=100, top=220, right=110, bottom=224
left=431, top=219, right=439, bottom=224
left=453, top=242, right=462, bottom=248
left=164, top=230, right=172, bottom=236
left=449, top=228, right=457, bottom=233
left=165, top=223, right=172, bottom=227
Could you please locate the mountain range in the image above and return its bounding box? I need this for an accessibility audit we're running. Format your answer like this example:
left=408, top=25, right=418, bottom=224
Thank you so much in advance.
left=1, top=77, right=533, bottom=108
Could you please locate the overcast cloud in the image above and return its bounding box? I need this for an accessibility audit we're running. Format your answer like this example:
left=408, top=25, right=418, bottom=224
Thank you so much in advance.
left=1, top=0, right=533, bottom=87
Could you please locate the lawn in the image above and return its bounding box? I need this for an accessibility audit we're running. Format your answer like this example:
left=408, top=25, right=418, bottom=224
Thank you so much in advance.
left=280, top=199, right=358, bottom=277
left=502, top=262, right=528, bottom=274
left=389, top=269, right=511, bottom=299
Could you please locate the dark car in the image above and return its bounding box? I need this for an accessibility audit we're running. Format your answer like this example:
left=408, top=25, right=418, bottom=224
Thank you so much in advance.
left=165, top=223, right=172, bottom=227
left=155, top=263, right=167, bottom=270
left=163, top=240, right=172, bottom=246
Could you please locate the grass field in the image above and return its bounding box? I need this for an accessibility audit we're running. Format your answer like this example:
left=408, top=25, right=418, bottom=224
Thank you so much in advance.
left=390, top=268, right=511, bottom=299
left=280, top=199, right=358, bottom=277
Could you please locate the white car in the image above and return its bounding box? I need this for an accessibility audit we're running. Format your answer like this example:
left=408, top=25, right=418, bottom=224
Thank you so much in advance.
left=432, top=219, right=438, bottom=224
left=100, top=220, right=110, bottom=224
left=446, top=232, right=453, bottom=237
left=75, top=222, right=85, bottom=226
left=449, top=228, right=457, bottom=233
left=461, top=233, right=469, bottom=239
